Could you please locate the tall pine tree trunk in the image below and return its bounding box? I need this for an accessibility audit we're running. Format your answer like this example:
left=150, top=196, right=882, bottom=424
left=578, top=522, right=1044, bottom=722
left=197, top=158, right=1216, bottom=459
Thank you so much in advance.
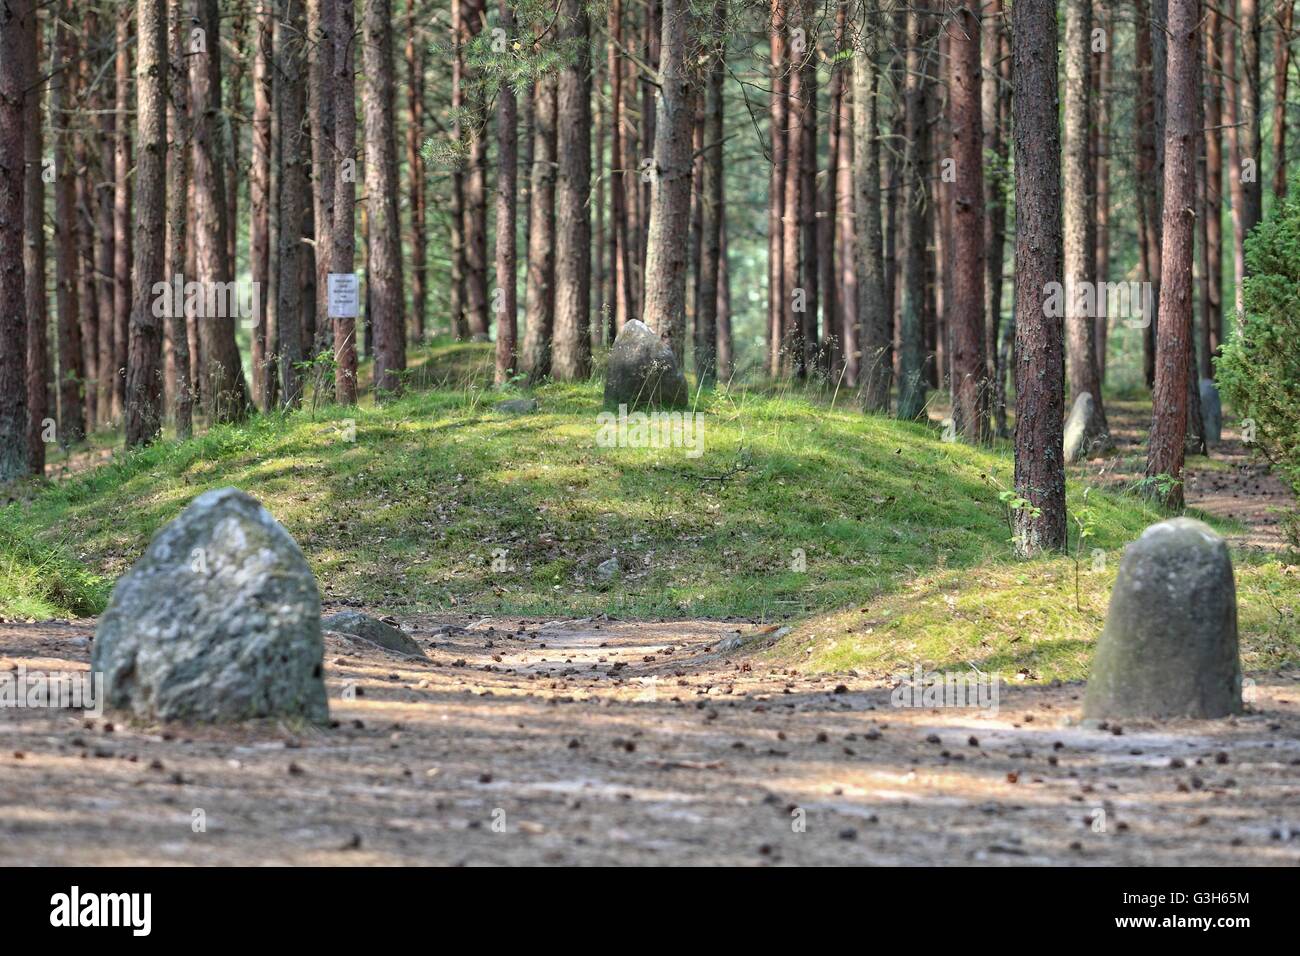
left=363, top=0, right=406, bottom=397
left=897, top=5, right=933, bottom=420
left=331, top=0, right=358, bottom=403
left=522, top=74, right=556, bottom=380
left=0, top=0, right=31, bottom=481
left=640, top=0, right=693, bottom=362
left=22, top=0, right=46, bottom=473
left=552, top=0, right=593, bottom=379
left=1011, top=0, right=1066, bottom=555
left=946, top=2, right=987, bottom=442
left=1063, top=0, right=1108, bottom=443
left=52, top=8, right=85, bottom=443
left=1146, top=0, right=1198, bottom=507
left=694, top=0, right=725, bottom=388
left=855, top=0, right=889, bottom=411
left=166, top=0, right=192, bottom=438
left=125, top=0, right=168, bottom=446
left=191, top=0, right=250, bottom=421
left=493, top=0, right=518, bottom=386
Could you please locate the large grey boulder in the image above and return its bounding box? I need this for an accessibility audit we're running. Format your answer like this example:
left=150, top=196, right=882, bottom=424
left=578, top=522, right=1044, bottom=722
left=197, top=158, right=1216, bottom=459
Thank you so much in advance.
left=92, top=487, right=329, bottom=724
left=1063, top=392, right=1110, bottom=463
left=603, top=319, right=689, bottom=410
left=323, top=610, right=426, bottom=658
left=1084, top=517, right=1241, bottom=720
left=1199, top=378, right=1222, bottom=444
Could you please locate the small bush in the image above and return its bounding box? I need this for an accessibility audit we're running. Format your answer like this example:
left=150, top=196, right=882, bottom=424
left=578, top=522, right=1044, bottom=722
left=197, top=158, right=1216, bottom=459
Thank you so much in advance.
left=1217, top=192, right=1300, bottom=505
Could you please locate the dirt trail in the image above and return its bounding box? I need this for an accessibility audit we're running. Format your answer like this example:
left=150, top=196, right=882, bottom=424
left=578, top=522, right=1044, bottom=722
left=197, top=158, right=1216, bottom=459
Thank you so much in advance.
left=2, top=612, right=1298, bottom=865
left=3, top=404, right=1296, bottom=865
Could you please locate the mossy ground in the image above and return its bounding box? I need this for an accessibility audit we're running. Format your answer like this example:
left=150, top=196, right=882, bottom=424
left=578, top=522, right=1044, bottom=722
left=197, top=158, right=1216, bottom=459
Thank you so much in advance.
left=2, top=340, right=1296, bottom=681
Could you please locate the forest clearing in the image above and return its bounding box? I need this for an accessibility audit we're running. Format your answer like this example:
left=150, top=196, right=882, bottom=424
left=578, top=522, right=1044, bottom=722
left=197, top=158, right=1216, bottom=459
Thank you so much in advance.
left=0, top=0, right=1298, bottom=897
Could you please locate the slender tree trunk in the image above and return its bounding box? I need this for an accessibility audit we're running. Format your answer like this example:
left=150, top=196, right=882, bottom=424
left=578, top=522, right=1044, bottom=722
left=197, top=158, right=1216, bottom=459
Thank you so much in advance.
left=166, top=0, right=191, bottom=438
left=640, top=0, right=693, bottom=364
left=1136, top=0, right=1162, bottom=387
left=821, top=28, right=841, bottom=382
left=834, top=0, right=856, bottom=387
left=1239, top=0, right=1262, bottom=239
left=331, top=0, right=358, bottom=403
left=946, top=3, right=987, bottom=442
left=493, top=0, right=518, bottom=386
left=1204, top=2, right=1223, bottom=367
left=551, top=0, right=593, bottom=379
left=191, top=0, right=250, bottom=421
left=767, top=0, right=786, bottom=377
left=897, top=5, right=934, bottom=420
left=362, top=0, right=405, bottom=397
left=608, top=0, right=631, bottom=334
left=1273, top=3, right=1294, bottom=199
left=781, top=1, right=806, bottom=378
left=1146, top=0, right=1198, bottom=508
left=855, top=1, right=889, bottom=411
left=522, top=73, right=556, bottom=380
left=695, top=0, right=725, bottom=388
left=461, top=0, right=489, bottom=339
left=74, top=21, right=99, bottom=432
left=95, top=40, right=117, bottom=427
left=276, top=0, right=309, bottom=407
left=1093, top=1, right=1111, bottom=384
left=404, top=0, right=425, bottom=341
left=1011, top=0, right=1066, bottom=555
left=717, top=205, right=732, bottom=378
left=125, top=0, right=167, bottom=447
left=1223, top=1, right=1246, bottom=320
left=1063, top=0, right=1107, bottom=441
left=0, top=0, right=31, bottom=481
left=310, top=0, right=336, bottom=359
left=22, top=0, right=46, bottom=473
left=113, top=8, right=134, bottom=424
left=249, top=3, right=272, bottom=407
left=52, top=8, right=85, bottom=444
left=797, top=5, right=818, bottom=377
left=449, top=0, right=467, bottom=339
left=992, top=13, right=1013, bottom=435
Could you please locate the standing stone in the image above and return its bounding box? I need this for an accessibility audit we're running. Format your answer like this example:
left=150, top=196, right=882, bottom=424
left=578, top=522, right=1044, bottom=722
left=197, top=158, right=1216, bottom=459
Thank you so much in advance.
left=1063, top=392, right=1109, bottom=463
left=603, top=319, right=690, bottom=410
left=323, top=610, right=426, bottom=657
left=92, top=487, right=329, bottom=724
left=1084, top=517, right=1241, bottom=720
left=1199, top=378, right=1222, bottom=444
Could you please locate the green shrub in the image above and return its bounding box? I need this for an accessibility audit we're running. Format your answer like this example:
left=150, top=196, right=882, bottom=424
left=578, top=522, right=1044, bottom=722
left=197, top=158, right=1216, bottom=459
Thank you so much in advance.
left=1217, top=192, right=1300, bottom=501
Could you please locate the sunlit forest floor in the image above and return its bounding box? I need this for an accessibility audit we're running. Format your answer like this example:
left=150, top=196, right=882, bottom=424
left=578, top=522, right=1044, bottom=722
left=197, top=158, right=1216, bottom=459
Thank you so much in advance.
left=1, top=342, right=1297, bottom=863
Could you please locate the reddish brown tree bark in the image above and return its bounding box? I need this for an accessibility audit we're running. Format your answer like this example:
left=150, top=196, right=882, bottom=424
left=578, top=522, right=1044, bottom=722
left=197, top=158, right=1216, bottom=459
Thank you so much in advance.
left=1011, top=0, right=1065, bottom=555
left=0, top=0, right=31, bottom=481
left=191, top=0, right=250, bottom=420
left=946, top=3, right=987, bottom=442
left=331, top=0, right=358, bottom=403
left=493, top=0, right=518, bottom=386
left=52, top=7, right=85, bottom=443
left=22, top=0, right=46, bottom=473
left=551, top=0, right=593, bottom=379
left=522, top=74, right=556, bottom=380
left=1146, top=0, right=1199, bottom=508
left=166, top=0, right=191, bottom=438
left=125, top=0, right=168, bottom=447
left=363, top=0, right=406, bottom=397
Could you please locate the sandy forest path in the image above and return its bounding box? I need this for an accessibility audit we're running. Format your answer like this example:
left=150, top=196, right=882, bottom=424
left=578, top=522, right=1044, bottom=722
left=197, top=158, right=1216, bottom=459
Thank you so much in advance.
left=2, top=611, right=1299, bottom=865
left=3, top=410, right=1298, bottom=865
